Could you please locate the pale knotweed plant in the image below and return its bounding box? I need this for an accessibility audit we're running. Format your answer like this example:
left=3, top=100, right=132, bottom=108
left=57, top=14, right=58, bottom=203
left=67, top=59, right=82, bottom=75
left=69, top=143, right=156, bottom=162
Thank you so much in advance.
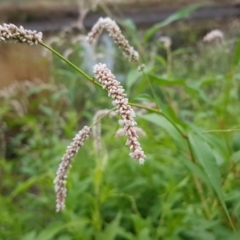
left=0, top=23, right=42, bottom=45
left=0, top=21, right=146, bottom=212
left=54, top=126, right=90, bottom=212
left=86, top=17, right=139, bottom=62
left=93, top=63, right=145, bottom=164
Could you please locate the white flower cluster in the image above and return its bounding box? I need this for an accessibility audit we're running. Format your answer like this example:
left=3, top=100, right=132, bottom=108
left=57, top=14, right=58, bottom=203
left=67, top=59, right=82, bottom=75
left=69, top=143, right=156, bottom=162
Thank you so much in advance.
left=87, top=17, right=139, bottom=62
left=54, top=126, right=90, bottom=212
left=203, top=29, right=224, bottom=43
left=115, top=127, right=146, bottom=138
left=93, top=63, right=145, bottom=164
left=0, top=23, right=42, bottom=45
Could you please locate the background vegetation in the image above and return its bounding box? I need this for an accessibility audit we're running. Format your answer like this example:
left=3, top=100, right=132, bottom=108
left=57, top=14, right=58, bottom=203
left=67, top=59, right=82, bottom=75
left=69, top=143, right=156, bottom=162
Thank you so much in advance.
left=1, top=6, right=240, bottom=240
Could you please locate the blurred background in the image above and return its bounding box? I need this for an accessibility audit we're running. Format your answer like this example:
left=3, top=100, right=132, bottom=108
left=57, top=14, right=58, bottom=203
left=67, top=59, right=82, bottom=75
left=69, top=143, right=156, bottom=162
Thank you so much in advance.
left=1, top=0, right=240, bottom=239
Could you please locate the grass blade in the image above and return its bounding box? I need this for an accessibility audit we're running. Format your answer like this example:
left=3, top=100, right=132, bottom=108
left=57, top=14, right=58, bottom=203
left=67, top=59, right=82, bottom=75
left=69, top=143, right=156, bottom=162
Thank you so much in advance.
left=189, top=132, right=235, bottom=230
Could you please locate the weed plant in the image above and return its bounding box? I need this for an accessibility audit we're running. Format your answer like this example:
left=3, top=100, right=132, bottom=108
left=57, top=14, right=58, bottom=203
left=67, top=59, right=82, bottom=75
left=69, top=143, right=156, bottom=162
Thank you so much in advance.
left=1, top=6, right=240, bottom=240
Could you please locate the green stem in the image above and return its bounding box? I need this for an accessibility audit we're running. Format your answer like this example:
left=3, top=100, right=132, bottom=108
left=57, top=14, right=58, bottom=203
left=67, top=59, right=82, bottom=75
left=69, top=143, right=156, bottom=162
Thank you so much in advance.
left=40, top=42, right=102, bottom=88
left=202, top=128, right=240, bottom=133
left=142, top=70, right=162, bottom=111
left=166, top=46, right=172, bottom=77
left=90, top=108, right=116, bottom=129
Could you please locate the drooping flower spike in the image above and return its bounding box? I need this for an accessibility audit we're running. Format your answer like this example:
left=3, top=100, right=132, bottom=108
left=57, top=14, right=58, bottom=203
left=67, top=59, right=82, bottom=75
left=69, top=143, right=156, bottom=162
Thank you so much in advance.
left=0, top=23, right=42, bottom=45
left=87, top=17, right=139, bottom=62
left=93, top=63, right=145, bottom=165
left=54, top=126, right=90, bottom=212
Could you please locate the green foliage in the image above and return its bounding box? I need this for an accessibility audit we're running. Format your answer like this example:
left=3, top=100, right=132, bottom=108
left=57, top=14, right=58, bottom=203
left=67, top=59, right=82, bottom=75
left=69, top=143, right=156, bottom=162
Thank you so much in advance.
left=1, top=7, right=240, bottom=240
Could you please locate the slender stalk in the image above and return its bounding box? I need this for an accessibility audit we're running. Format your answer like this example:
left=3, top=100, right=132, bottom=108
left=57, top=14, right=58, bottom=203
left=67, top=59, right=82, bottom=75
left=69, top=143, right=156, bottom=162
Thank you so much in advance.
left=90, top=108, right=116, bottom=128
left=142, top=70, right=162, bottom=111
left=186, top=138, right=211, bottom=219
left=40, top=42, right=102, bottom=88
left=166, top=45, right=172, bottom=77
left=202, top=128, right=240, bottom=133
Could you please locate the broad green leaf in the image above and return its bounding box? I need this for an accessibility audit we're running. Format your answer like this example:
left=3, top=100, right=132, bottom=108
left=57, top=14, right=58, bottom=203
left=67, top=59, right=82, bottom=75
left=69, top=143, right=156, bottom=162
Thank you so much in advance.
left=189, top=132, right=233, bottom=228
left=139, top=113, right=187, bottom=149
left=144, top=4, right=205, bottom=41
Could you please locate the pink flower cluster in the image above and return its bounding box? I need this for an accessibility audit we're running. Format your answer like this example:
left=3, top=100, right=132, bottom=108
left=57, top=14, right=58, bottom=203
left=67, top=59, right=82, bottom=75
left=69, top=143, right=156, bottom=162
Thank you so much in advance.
left=87, top=17, right=139, bottom=62
left=93, top=63, right=145, bottom=164
left=54, top=126, right=90, bottom=212
left=0, top=23, right=42, bottom=45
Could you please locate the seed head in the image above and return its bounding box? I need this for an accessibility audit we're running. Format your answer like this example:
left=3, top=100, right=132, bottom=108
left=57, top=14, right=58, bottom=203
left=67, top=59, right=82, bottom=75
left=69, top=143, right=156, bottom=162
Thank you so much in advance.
left=0, top=23, right=42, bottom=45
left=203, top=29, right=224, bottom=43
left=87, top=17, right=139, bottom=62
left=93, top=63, right=145, bottom=164
left=54, top=126, right=90, bottom=212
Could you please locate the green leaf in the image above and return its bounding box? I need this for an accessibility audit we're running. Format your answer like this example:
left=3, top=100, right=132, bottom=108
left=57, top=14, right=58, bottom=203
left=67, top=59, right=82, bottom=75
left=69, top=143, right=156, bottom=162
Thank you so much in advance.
left=35, top=220, right=89, bottom=240
left=189, top=132, right=234, bottom=229
left=133, top=93, right=154, bottom=102
left=149, top=74, right=186, bottom=86
left=232, top=37, right=240, bottom=68
left=179, top=155, right=210, bottom=187
left=144, top=4, right=205, bottom=41
left=96, top=213, right=122, bottom=240
left=21, top=231, right=37, bottom=240
left=126, top=69, right=142, bottom=92
left=139, top=113, right=186, bottom=149
left=9, top=173, right=49, bottom=200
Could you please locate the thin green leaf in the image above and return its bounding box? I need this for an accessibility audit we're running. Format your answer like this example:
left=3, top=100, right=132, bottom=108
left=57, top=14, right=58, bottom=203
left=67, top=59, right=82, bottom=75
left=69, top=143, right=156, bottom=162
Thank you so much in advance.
left=232, top=37, right=240, bottom=68
left=139, top=113, right=186, bottom=149
left=149, top=74, right=186, bottom=86
left=36, top=220, right=89, bottom=240
left=189, top=132, right=234, bottom=229
left=144, top=4, right=205, bottom=41
left=9, top=173, right=49, bottom=200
